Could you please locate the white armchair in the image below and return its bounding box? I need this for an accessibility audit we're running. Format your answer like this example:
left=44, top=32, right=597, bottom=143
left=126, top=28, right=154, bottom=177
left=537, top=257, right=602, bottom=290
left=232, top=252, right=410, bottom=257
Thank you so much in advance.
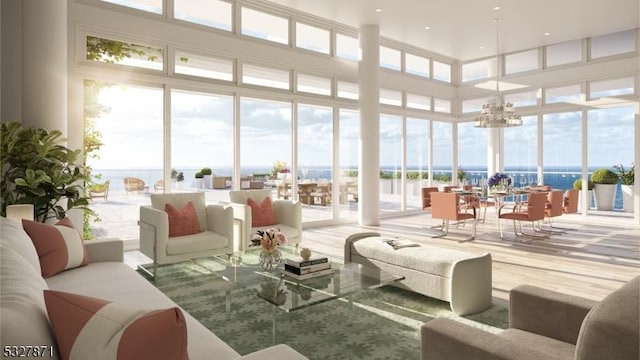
left=139, top=192, right=233, bottom=278
left=227, top=189, right=302, bottom=252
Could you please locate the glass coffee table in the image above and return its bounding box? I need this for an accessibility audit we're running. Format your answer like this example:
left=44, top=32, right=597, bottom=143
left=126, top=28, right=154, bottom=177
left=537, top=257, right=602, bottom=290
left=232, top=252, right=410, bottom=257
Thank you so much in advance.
left=219, top=257, right=405, bottom=313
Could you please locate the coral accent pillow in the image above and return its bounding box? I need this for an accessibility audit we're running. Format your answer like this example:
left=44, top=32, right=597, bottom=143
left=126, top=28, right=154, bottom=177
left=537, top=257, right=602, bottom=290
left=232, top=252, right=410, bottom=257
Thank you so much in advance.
left=247, top=197, right=276, bottom=227
left=43, top=290, right=188, bottom=360
left=165, top=201, right=202, bottom=237
left=22, top=218, right=89, bottom=278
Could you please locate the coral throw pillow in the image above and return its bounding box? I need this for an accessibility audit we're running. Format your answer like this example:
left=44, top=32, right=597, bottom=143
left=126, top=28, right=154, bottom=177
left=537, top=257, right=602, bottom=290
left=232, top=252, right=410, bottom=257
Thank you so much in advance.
left=22, top=218, right=89, bottom=278
left=165, top=201, right=202, bottom=237
left=247, top=197, right=276, bottom=227
left=44, top=290, right=188, bottom=360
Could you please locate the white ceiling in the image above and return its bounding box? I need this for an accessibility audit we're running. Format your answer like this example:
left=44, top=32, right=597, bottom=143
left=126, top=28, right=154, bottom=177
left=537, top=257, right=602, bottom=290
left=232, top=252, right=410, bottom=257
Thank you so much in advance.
left=268, top=0, right=640, bottom=61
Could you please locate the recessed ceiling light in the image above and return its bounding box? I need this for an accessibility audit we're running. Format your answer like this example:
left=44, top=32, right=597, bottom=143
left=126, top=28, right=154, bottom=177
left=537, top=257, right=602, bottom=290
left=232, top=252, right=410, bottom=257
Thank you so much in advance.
left=544, top=32, right=551, bottom=36
left=424, top=26, right=431, bottom=30
left=493, top=6, right=501, bottom=10
left=375, top=8, right=382, bottom=13
left=479, top=46, right=485, bottom=49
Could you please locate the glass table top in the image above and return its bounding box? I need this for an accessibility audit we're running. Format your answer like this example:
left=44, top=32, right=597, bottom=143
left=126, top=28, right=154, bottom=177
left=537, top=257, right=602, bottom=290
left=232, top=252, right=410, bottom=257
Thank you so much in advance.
left=217, top=257, right=404, bottom=312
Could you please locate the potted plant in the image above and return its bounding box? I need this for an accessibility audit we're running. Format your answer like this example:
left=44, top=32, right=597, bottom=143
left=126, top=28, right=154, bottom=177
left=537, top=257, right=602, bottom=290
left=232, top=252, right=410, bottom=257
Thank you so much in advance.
left=614, top=163, right=634, bottom=213
left=200, top=167, right=213, bottom=189
left=591, top=168, right=618, bottom=211
left=0, top=122, right=91, bottom=223
left=573, top=178, right=595, bottom=211
left=194, top=171, right=204, bottom=189
left=175, top=171, right=184, bottom=189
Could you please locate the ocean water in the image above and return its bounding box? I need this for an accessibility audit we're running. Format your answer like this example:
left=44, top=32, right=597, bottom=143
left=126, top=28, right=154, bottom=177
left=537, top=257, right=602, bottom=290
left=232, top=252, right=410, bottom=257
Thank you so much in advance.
left=92, top=166, right=624, bottom=210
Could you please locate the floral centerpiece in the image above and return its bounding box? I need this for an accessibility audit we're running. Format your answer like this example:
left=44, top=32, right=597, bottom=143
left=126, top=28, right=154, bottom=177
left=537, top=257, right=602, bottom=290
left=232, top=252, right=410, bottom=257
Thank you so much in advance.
left=250, top=228, right=287, bottom=269
left=487, top=172, right=512, bottom=192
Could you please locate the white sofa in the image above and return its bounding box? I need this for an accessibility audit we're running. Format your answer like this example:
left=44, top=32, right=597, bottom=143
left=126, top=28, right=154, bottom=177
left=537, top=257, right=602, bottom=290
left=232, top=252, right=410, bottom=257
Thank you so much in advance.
left=344, top=232, right=492, bottom=316
left=0, top=217, right=307, bottom=360
left=227, top=189, right=302, bottom=252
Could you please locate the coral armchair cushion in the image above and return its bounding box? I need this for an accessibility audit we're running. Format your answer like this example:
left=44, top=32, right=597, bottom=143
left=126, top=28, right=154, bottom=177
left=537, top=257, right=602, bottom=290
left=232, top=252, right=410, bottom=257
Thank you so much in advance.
left=164, top=201, right=201, bottom=237
left=21, top=218, right=89, bottom=278
left=44, top=290, right=188, bottom=360
left=247, top=197, right=277, bottom=227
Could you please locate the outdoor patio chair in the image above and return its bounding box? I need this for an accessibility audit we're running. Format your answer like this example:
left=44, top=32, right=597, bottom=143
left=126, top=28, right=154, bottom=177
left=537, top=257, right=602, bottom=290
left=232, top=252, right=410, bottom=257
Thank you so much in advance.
left=139, top=192, right=234, bottom=279
left=89, top=180, right=110, bottom=200
left=123, top=176, right=145, bottom=193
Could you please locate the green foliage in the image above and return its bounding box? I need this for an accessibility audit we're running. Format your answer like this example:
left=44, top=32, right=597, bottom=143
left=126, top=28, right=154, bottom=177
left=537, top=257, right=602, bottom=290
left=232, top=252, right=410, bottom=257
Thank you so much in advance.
left=86, top=36, right=162, bottom=63
left=171, top=169, right=178, bottom=179
left=272, top=160, right=288, bottom=176
left=195, top=172, right=204, bottom=179
left=434, top=174, right=452, bottom=182
left=1, top=122, right=91, bottom=223
left=573, top=178, right=594, bottom=190
left=379, top=171, right=394, bottom=179
left=176, top=172, right=185, bottom=182
left=614, top=163, right=634, bottom=185
left=591, top=168, right=618, bottom=184
left=343, top=170, right=358, bottom=178
left=457, top=169, right=467, bottom=182
left=407, top=171, right=428, bottom=180
left=200, top=167, right=213, bottom=175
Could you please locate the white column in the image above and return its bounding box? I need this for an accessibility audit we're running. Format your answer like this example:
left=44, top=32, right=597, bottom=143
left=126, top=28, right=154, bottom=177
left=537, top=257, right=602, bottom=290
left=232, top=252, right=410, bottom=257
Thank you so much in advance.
left=22, top=0, right=68, bottom=134
left=487, top=128, right=500, bottom=176
left=358, top=25, right=380, bottom=226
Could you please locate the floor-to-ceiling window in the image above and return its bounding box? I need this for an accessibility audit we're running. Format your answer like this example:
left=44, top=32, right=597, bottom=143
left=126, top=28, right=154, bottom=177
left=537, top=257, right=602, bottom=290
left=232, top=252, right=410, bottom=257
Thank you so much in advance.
left=406, top=117, right=430, bottom=209
left=433, top=121, right=453, bottom=185
left=339, top=109, right=359, bottom=220
left=542, top=111, right=582, bottom=192
left=298, top=103, right=333, bottom=221
left=85, top=80, right=163, bottom=241
left=171, top=89, right=233, bottom=200
left=588, top=106, right=635, bottom=213
left=380, top=114, right=402, bottom=212
left=458, top=122, right=488, bottom=186
left=504, top=116, right=538, bottom=187
left=240, top=97, right=292, bottom=196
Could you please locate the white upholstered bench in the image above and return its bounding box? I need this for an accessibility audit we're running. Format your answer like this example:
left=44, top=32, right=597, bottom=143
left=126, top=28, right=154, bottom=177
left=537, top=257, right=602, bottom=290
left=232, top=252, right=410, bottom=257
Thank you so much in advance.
left=344, top=232, right=492, bottom=315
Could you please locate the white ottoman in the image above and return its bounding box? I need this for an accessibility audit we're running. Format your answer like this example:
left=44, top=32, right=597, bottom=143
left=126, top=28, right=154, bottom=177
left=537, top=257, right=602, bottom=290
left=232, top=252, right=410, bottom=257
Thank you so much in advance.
left=344, top=232, right=492, bottom=315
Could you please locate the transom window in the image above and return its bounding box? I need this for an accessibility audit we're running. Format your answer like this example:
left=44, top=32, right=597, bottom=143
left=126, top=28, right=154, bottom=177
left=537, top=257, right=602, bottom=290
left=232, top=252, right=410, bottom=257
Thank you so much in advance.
left=295, top=22, right=330, bottom=55
left=240, top=7, right=289, bottom=45
left=100, top=0, right=162, bottom=14
left=242, top=63, right=290, bottom=89
left=505, top=49, right=539, bottom=74
left=337, top=81, right=359, bottom=100
left=174, top=51, right=233, bottom=81
left=545, top=84, right=582, bottom=104
left=86, top=35, right=163, bottom=71
left=297, top=73, right=331, bottom=96
left=174, top=0, right=232, bottom=31
left=589, top=77, right=635, bottom=99
left=380, top=46, right=401, bottom=71
left=405, top=53, right=430, bottom=78
left=462, top=58, right=496, bottom=82
left=336, top=33, right=359, bottom=61
left=546, top=40, right=582, bottom=67
left=433, top=61, right=451, bottom=83
left=590, top=30, right=637, bottom=59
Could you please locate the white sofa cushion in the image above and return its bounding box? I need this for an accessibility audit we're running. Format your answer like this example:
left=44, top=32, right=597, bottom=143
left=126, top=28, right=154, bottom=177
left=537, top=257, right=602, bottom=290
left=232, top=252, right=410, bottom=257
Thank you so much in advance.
left=166, top=230, right=229, bottom=256
left=0, top=217, right=41, bottom=275
left=0, top=246, right=56, bottom=356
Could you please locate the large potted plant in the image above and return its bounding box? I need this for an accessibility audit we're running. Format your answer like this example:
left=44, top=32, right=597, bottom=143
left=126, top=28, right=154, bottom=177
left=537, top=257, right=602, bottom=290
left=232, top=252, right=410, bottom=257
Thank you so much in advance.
left=614, top=163, right=634, bottom=213
left=573, top=178, right=594, bottom=211
left=591, top=168, right=618, bottom=211
left=200, top=167, right=213, bottom=189
left=0, top=122, right=90, bottom=222
left=194, top=171, right=204, bottom=189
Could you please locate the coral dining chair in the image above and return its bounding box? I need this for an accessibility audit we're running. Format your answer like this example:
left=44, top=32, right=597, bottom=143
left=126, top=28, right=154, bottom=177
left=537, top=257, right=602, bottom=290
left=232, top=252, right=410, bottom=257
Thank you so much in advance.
left=430, top=192, right=477, bottom=241
left=498, top=192, right=548, bottom=240
left=421, top=187, right=439, bottom=210
left=542, top=190, right=565, bottom=231
left=563, top=189, right=579, bottom=214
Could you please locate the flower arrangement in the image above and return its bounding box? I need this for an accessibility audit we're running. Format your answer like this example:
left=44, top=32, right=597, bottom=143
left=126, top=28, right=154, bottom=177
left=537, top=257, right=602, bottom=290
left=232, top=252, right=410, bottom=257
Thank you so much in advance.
left=487, top=172, right=512, bottom=188
left=614, top=163, right=634, bottom=185
left=250, top=228, right=288, bottom=253
left=271, top=160, right=289, bottom=177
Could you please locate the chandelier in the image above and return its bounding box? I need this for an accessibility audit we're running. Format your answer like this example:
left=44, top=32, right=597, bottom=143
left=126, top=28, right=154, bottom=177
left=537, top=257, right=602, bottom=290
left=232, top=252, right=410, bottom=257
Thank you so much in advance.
left=474, top=18, right=522, bottom=128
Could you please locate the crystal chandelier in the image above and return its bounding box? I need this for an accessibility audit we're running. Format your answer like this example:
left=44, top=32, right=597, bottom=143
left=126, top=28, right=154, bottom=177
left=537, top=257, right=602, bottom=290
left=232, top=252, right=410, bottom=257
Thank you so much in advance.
left=474, top=18, right=522, bottom=128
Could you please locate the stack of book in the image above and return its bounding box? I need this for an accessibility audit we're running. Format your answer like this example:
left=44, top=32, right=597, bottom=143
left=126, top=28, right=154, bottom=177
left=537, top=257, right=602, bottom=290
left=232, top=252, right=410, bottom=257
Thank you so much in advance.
left=284, top=256, right=333, bottom=280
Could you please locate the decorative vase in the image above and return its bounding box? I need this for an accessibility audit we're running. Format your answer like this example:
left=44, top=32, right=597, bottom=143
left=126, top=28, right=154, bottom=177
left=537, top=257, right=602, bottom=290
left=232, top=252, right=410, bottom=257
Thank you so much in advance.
left=621, top=184, right=634, bottom=213
left=593, top=184, right=617, bottom=211
left=259, top=248, right=282, bottom=270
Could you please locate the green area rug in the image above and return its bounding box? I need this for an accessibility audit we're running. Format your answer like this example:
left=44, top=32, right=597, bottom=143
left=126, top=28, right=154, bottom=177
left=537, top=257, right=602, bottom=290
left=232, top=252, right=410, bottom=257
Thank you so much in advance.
left=142, top=253, right=507, bottom=360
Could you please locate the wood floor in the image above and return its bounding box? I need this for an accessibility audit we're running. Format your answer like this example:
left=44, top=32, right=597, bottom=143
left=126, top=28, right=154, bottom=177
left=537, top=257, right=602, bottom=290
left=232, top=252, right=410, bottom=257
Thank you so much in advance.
left=126, top=211, right=640, bottom=302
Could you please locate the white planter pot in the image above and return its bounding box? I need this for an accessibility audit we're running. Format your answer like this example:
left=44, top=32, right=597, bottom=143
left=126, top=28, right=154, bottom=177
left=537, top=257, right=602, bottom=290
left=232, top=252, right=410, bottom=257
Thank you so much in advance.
left=380, top=179, right=392, bottom=194
left=203, top=175, right=212, bottom=189
left=593, top=184, right=617, bottom=211
left=578, top=190, right=593, bottom=211
left=621, top=184, right=634, bottom=213
left=195, top=179, right=203, bottom=189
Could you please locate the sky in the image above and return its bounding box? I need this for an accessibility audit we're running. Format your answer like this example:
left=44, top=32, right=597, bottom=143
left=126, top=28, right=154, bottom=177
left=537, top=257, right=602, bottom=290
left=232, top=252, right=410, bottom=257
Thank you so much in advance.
left=89, top=84, right=636, bottom=172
